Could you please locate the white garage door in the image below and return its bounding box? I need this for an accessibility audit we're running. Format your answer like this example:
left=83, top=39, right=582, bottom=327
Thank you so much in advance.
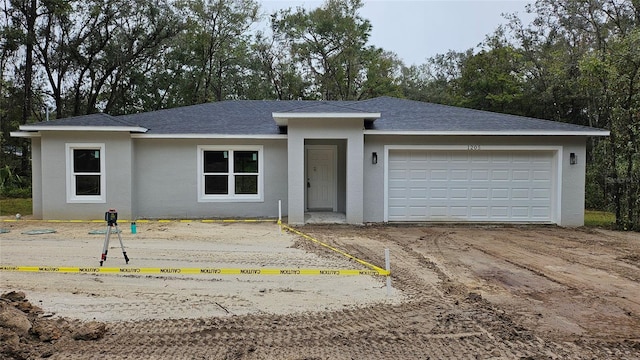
left=387, top=150, right=556, bottom=223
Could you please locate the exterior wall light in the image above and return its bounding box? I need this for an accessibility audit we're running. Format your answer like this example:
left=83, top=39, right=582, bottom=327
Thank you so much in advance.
left=570, top=152, right=577, bottom=165
left=372, top=152, right=378, bottom=164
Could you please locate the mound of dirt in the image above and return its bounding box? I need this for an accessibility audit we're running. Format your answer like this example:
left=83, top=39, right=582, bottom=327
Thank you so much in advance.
left=0, top=291, right=107, bottom=359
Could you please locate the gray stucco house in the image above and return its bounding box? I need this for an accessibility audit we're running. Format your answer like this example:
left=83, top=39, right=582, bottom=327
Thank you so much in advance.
left=12, top=96, right=608, bottom=226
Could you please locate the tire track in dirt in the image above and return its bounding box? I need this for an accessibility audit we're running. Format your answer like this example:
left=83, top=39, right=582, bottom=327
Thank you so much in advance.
left=43, top=225, right=512, bottom=359
left=461, top=228, right=640, bottom=311
left=300, top=226, right=640, bottom=359
left=415, top=227, right=640, bottom=341
left=494, top=227, right=640, bottom=283
left=49, top=302, right=499, bottom=359
left=18, top=224, right=640, bottom=360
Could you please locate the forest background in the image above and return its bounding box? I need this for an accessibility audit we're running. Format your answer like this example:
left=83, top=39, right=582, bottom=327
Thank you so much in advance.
left=1, top=0, right=638, bottom=229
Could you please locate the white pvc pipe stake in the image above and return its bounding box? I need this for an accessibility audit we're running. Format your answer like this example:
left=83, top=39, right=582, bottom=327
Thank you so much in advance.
left=385, top=248, right=391, bottom=296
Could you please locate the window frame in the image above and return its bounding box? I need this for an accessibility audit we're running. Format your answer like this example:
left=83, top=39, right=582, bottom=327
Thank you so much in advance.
left=197, top=145, right=264, bottom=202
left=65, top=143, right=106, bottom=203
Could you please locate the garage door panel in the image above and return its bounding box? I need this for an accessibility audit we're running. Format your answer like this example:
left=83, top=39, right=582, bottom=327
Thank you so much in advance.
left=491, top=188, right=509, bottom=199
left=533, top=170, right=551, bottom=181
left=450, top=188, right=468, bottom=199
left=511, top=206, right=533, bottom=217
left=512, top=170, right=531, bottom=181
left=490, top=170, right=510, bottom=181
left=430, top=170, right=448, bottom=180
left=388, top=150, right=556, bottom=223
left=470, top=188, right=489, bottom=199
left=511, top=188, right=530, bottom=199
left=532, top=207, right=551, bottom=218
left=429, top=153, right=448, bottom=162
left=532, top=189, right=551, bottom=200
left=405, top=178, right=428, bottom=187
left=451, top=169, right=469, bottom=180
left=473, top=154, right=490, bottom=163
left=470, top=207, right=490, bottom=218
left=429, top=206, right=448, bottom=217
left=450, top=206, right=469, bottom=217
left=430, top=188, right=448, bottom=199
left=471, top=170, right=489, bottom=180
left=490, top=207, right=509, bottom=217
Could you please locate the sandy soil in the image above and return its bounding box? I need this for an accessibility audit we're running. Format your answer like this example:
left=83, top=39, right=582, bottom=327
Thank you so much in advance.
left=1, top=219, right=640, bottom=359
left=0, top=221, right=397, bottom=322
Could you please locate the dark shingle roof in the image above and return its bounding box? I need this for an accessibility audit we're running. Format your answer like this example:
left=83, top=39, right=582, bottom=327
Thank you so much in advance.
left=36, top=113, right=139, bottom=127
left=350, top=97, right=600, bottom=133
left=276, top=102, right=378, bottom=115
left=24, top=97, right=606, bottom=135
left=121, top=101, right=304, bottom=135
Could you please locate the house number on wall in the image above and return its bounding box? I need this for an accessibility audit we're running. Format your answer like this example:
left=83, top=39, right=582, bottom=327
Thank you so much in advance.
left=467, top=145, right=481, bottom=151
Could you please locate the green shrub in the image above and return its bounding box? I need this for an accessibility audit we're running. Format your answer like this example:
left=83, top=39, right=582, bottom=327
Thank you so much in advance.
left=584, top=210, right=616, bottom=228
left=1, top=187, right=31, bottom=198
left=0, top=197, right=32, bottom=216
left=0, top=165, right=30, bottom=199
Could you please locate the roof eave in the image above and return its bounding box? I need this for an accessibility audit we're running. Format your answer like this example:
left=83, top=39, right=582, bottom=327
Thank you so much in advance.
left=10, top=131, right=41, bottom=138
left=363, top=130, right=610, bottom=136
left=272, top=112, right=381, bottom=126
left=130, top=133, right=287, bottom=139
left=18, top=125, right=148, bottom=132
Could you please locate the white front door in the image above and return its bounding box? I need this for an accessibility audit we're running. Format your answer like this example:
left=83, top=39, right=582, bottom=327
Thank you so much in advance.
left=306, top=146, right=337, bottom=211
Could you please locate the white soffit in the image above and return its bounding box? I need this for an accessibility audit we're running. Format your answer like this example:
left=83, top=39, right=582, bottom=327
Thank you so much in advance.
left=272, top=112, right=381, bottom=126
left=18, top=125, right=148, bottom=133
left=364, top=130, right=610, bottom=136
left=130, top=133, right=288, bottom=139
left=10, top=131, right=41, bottom=138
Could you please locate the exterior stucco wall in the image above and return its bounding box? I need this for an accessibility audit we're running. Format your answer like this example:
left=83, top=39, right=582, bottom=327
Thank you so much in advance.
left=38, top=132, right=133, bottom=220
left=287, top=118, right=364, bottom=224
left=30, top=129, right=588, bottom=226
left=132, top=138, right=287, bottom=219
left=31, top=137, right=43, bottom=218
left=363, top=135, right=587, bottom=227
left=558, top=137, right=587, bottom=226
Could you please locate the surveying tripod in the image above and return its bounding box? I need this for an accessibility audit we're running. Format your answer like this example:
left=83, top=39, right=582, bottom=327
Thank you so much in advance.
left=100, top=209, right=130, bottom=266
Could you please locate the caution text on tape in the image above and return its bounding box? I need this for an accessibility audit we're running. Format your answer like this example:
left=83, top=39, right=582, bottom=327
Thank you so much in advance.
left=0, top=265, right=388, bottom=276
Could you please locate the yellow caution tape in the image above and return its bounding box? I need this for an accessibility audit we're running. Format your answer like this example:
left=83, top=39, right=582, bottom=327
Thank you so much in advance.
left=1, top=220, right=390, bottom=277
left=280, top=224, right=389, bottom=275
left=0, top=265, right=387, bottom=276
left=1, top=219, right=277, bottom=223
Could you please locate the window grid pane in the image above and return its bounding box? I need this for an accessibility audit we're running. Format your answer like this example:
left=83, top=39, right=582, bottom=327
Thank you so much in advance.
left=204, top=175, right=229, bottom=194
left=74, top=149, right=101, bottom=173
left=204, top=151, right=229, bottom=173
left=75, top=175, right=101, bottom=195
left=234, top=151, right=258, bottom=173
left=235, top=175, right=258, bottom=194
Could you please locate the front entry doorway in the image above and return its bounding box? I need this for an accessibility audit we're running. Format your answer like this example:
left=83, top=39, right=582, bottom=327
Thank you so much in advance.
left=305, top=145, right=337, bottom=211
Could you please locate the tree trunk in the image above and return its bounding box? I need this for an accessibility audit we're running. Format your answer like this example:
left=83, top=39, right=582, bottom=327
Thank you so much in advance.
left=20, top=0, right=37, bottom=174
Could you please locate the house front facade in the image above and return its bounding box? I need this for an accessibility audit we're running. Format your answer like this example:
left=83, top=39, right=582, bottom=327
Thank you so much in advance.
left=12, top=97, right=608, bottom=226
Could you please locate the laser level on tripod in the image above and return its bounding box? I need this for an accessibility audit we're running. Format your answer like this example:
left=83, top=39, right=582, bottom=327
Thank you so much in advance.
left=100, top=209, right=130, bottom=266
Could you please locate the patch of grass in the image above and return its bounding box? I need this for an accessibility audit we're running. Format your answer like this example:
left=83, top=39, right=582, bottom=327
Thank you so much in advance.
left=0, top=197, right=32, bottom=216
left=584, top=210, right=615, bottom=227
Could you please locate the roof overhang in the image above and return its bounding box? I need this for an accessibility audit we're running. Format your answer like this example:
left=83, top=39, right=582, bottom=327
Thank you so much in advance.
left=10, top=131, right=41, bottom=138
left=18, top=125, right=148, bottom=132
left=363, top=130, right=611, bottom=136
left=272, top=112, right=381, bottom=127
left=130, top=133, right=287, bottom=139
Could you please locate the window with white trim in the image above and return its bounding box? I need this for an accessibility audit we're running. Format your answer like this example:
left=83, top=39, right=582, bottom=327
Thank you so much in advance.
left=66, top=143, right=106, bottom=203
left=197, top=145, right=263, bottom=202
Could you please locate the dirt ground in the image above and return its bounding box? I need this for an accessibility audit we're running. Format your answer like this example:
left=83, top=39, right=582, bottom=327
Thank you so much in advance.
left=1, top=219, right=640, bottom=359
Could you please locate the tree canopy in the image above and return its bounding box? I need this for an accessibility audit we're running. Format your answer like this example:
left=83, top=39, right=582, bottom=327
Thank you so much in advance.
left=1, top=0, right=638, bottom=228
